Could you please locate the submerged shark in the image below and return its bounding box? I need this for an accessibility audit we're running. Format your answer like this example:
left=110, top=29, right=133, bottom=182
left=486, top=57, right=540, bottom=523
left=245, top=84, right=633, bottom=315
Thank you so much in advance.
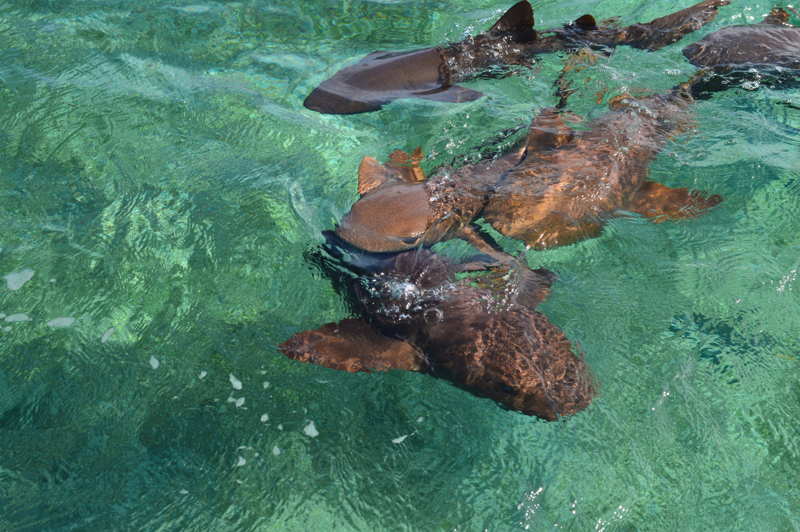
left=683, top=7, right=800, bottom=95
left=333, top=81, right=721, bottom=255
left=280, top=245, right=595, bottom=420
left=304, top=0, right=730, bottom=114
left=481, top=85, right=724, bottom=249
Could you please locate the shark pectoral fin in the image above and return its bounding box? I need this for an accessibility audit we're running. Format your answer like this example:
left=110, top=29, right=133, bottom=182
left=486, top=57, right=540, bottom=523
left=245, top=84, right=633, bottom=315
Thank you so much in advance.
left=279, top=319, right=426, bottom=373
left=489, top=0, right=537, bottom=42
left=387, top=147, right=426, bottom=183
left=455, top=226, right=557, bottom=309
left=619, top=0, right=730, bottom=50
left=626, top=181, right=722, bottom=222
left=524, top=107, right=576, bottom=152
left=457, top=224, right=519, bottom=265
left=762, top=8, right=791, bottom=25
left=415, top=85, right=484, bottom=103
left=454, top=226, right=557, bottom=309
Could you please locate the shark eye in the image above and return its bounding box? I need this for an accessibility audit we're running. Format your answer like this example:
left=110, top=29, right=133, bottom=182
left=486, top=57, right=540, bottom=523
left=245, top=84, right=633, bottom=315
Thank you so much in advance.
left=400, top=236, right=420, bottom=245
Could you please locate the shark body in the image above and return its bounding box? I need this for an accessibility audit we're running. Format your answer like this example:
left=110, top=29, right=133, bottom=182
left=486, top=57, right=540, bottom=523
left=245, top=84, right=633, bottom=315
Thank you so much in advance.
left=333, top=85, right=721, bottom=255
left=280, top=245, right=595, bottom=420
left=683, top=8, right=800, bottom=95
left=304, top=0, right=730, bottom=114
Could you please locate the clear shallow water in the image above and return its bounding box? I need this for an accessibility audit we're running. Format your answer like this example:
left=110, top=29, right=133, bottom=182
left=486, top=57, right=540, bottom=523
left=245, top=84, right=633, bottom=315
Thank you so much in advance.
left=0, top=0, right=798, bottom=529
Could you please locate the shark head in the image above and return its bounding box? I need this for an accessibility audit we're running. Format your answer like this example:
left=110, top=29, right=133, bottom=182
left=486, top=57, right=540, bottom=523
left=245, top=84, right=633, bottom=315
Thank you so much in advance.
left=336, top=180, right=433, bottom=252
left=335, top=150, right=436, bottom=252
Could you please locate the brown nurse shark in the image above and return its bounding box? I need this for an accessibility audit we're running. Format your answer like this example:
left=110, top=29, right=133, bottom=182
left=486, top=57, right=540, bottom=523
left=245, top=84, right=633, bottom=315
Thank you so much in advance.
left=683, top=7, right=800, bottom=94
left=280, top=247, right=594, bottom=420
left=334, top=81, right=721, bottom=255
left=304, top=0, right=730, bottom=114
left=683, top=7, right=800, bottom=71
left=482, top=84, right=724, bottom=249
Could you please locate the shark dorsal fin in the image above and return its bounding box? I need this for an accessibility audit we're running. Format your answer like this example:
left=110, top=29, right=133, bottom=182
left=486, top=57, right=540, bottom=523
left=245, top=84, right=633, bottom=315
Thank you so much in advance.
left=387, top=148, right=426, bottom=183
left=357, top=149, right=426, bottom=195
left=572, top=14, right=598, bottom=31
left=525, top=108, right=576, bottom=153
left=357, top=157, right=394, bottom=195
left=762, top=7, right=790, bottom=25
left=489, top=1, right=536, bottom=42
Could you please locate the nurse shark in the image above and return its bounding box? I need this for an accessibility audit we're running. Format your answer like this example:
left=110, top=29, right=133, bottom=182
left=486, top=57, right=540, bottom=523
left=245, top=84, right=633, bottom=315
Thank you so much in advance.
left=280, top=245, right=595, bottom=420
left=334, top=80, right=722, bottom=254
left=683, top=7, right=800, bottom=95
left=304, top=0, right=730, bottom=114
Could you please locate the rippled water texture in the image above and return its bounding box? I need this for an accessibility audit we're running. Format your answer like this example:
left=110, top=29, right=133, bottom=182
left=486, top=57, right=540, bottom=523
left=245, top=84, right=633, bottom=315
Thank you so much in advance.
left=1, top=0, right=799, bottom=530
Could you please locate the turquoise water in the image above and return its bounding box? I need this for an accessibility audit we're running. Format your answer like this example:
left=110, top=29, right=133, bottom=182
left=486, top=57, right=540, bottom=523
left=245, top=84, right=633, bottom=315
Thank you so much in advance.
left=1, top=0, right=799, bottom=529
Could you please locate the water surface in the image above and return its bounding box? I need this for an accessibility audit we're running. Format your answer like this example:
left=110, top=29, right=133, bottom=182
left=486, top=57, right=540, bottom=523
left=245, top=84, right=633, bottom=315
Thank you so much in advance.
left=1, top=0, right=799, bottom=530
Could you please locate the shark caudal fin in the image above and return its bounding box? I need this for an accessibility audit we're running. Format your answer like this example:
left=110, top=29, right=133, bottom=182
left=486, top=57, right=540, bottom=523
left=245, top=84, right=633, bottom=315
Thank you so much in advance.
left=489, top=1, right=537, bottom=42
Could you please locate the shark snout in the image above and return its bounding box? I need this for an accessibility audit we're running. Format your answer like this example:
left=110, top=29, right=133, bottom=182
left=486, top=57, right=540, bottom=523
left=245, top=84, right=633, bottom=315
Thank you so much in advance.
left=335, top=216, right=423, bottom=253
left=304, top=85, right=383, bottom=114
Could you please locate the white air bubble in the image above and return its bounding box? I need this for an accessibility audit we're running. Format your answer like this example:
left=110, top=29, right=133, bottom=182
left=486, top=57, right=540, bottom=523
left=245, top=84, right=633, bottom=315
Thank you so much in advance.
left=303, top=421, right=319, bottom=438
left=101, top=327, right=115, bottom=343
left=47, top=317, right=75, bottom=328
left=4, top=269, right=34, bottom=291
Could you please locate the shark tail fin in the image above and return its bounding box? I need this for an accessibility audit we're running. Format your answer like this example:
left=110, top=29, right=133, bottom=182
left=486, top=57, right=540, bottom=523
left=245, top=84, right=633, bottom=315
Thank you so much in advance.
left=489, top=1, right=537, bottom=42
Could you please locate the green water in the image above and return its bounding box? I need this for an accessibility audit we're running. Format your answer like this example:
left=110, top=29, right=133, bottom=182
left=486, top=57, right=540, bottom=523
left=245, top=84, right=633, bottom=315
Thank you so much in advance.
left=1, top=0, right=799, bottom=530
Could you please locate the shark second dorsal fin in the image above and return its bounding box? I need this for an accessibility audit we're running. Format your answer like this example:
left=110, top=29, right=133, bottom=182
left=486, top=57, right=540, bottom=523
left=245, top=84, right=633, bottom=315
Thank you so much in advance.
left=572, top=14, right=598, bottom=31
left=489, top=1, right=537, bottom=42
left=524, top=107, right=575, bottom=153
left=762, top=7, right=790, bottom=25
